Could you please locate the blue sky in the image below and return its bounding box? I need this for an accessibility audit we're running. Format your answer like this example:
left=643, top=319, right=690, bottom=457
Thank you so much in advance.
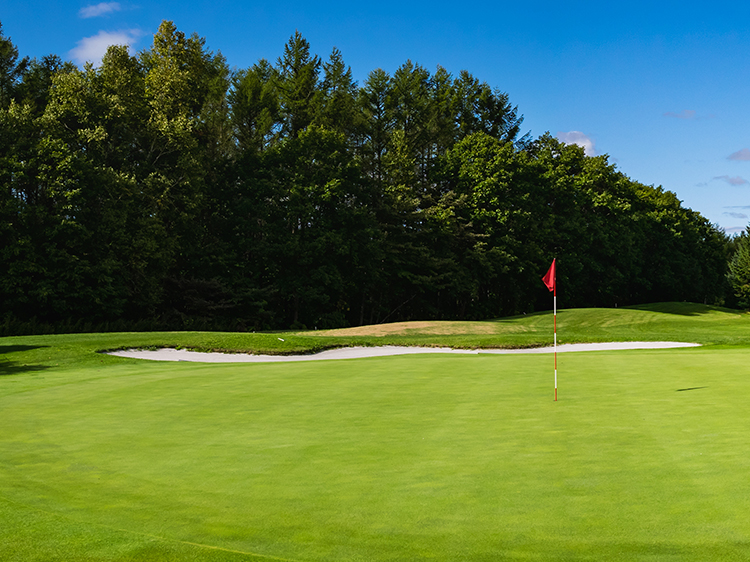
left=3, top=1, right=750, bottom=233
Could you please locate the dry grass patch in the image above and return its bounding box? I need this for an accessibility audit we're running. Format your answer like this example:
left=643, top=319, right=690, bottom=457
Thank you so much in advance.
left=304, top=320, right=501, bottom=337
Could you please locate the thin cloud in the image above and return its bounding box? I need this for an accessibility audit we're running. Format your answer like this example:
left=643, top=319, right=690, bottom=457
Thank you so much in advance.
left=725, top=226, right=747, bottom=234
left=728, top=148, right=750, bottom=161
left=663, top=110, right=716, bottom=120
left=664, top=110, right=697, bottom=120
left=556, top=131, right=596, bottom=156
left=725, top=205, right=750, bottom=209
left=79, top=2, right=121, bottom=18
left=723, top=212, right=748, bottom=219
left=714, top=175, right=749, bottom=186
left=69, top=29, right=141, bottom=67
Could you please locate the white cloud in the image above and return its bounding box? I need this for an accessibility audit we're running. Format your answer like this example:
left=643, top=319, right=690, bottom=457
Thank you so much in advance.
left=723, top=212, right=748, bottom=219
left=69, top=29, right=141, bottom=67
left=556, top=131, right=596, bottom=156
left=79, top=2, right=121, bottom=18
left=728, top=148, right=750, bottom=161
left=714, top=175, right=749, bottom=186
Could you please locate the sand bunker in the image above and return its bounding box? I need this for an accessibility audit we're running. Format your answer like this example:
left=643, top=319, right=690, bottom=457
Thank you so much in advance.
left=107, top=342, right=700, bottom=363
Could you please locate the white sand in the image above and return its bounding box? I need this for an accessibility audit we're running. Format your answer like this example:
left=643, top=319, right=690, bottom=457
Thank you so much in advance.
left=107, top=341, right=700, bottom=363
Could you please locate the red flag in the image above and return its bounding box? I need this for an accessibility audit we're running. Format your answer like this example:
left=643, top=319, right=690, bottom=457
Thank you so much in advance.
left=542, top=259, right=556, bottom=294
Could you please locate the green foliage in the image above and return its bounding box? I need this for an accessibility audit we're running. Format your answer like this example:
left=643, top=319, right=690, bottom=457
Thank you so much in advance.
left=276, top=30, right=321, bottom=138
left=229, top=59, right=279, bottom=152
left=0, top=20, right=734, bottom=333
left=0, top=22, right=28, bottom=109
left=317, top=47, right=358, bottom=137
left=728, top=227, right=750, bottom=307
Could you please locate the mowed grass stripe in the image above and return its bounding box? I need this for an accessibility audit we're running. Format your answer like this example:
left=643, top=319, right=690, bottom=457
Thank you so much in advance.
left=0, top=493, right=300, bottom=562
left=2, top=344, right=750, bottom=560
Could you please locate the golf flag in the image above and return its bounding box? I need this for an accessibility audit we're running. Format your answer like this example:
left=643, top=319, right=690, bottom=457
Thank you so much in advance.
left=542, top=258, right=558, bottom=401
left=542, top=259, right=556, bottom=294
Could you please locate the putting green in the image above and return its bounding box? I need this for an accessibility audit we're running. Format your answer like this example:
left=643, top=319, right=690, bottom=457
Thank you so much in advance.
left=2, top=340, right=750, bottom=560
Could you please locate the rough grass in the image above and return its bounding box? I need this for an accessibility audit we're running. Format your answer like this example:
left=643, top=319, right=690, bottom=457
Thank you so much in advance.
left=2, top=302, right=750, bottom=561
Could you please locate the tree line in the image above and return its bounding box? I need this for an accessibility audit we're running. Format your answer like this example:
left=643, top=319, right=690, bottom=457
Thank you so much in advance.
left=0, top=21, right=734, bottom=334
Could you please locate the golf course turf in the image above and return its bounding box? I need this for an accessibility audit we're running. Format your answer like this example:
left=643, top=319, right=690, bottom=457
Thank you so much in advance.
left=2, top=303, right=750, bottom=560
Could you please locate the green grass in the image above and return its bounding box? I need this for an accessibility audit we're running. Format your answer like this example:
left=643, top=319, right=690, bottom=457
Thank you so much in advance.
left=2, top=303, right=750, bottom=560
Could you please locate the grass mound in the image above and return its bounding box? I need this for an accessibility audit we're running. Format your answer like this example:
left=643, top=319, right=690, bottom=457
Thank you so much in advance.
left=301, top=302, right=750, bottom=349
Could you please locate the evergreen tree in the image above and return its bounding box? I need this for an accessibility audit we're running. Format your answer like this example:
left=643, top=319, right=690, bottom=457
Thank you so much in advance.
left=357, top=68, right=394, bottom=185
left=728, top=229, right=750, bottom=308
left=0, top=22, right=28, bottom=108
left=229, top=59, right=279, bottom=153
left=276, top=31, right=321, bottom=138
left=317, top=47, right=358, bottom=139
left=390, top=60, right=432, bottom=185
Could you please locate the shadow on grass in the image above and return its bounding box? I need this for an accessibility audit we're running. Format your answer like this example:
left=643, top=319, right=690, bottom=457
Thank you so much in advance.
left=625, top=302, right=741, bottom=316
left=0, top=345, right=51, bottom=376
left=0, top=360, right=50, bottom=376
left=0, top=344, right=49, bottom=355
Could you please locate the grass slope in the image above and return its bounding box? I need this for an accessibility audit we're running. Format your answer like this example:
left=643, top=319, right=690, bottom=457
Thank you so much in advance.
left=1, top=303, right=750, bottom=561
left=3, top=303, right=750, bottom=372
left=305, top=302, right=750, bottom=349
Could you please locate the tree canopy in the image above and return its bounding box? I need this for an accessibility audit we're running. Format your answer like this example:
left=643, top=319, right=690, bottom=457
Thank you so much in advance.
left=0, top=21, right=733, bottom=334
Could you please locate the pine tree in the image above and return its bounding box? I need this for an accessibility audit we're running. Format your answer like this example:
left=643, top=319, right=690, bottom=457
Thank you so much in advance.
left=728, top=228, right=750, bottom=308
left=0, top=22, right=28, bottom=108
left=276, top=31, right=321, bottom=138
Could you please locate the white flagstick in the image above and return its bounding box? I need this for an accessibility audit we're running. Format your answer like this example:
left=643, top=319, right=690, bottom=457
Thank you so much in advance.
left=554, top=291, right=557, bottom=402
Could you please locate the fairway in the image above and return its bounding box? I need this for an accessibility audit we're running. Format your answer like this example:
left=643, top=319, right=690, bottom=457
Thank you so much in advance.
left=2, top=306, right=750, bottom=560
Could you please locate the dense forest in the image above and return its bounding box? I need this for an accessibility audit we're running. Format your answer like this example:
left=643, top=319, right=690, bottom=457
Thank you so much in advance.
left=0, top=20, right=739, bottom=334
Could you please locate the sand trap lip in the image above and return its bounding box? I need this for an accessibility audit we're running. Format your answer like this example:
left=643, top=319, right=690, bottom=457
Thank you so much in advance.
left=107, top=342, right=700, bottom=363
